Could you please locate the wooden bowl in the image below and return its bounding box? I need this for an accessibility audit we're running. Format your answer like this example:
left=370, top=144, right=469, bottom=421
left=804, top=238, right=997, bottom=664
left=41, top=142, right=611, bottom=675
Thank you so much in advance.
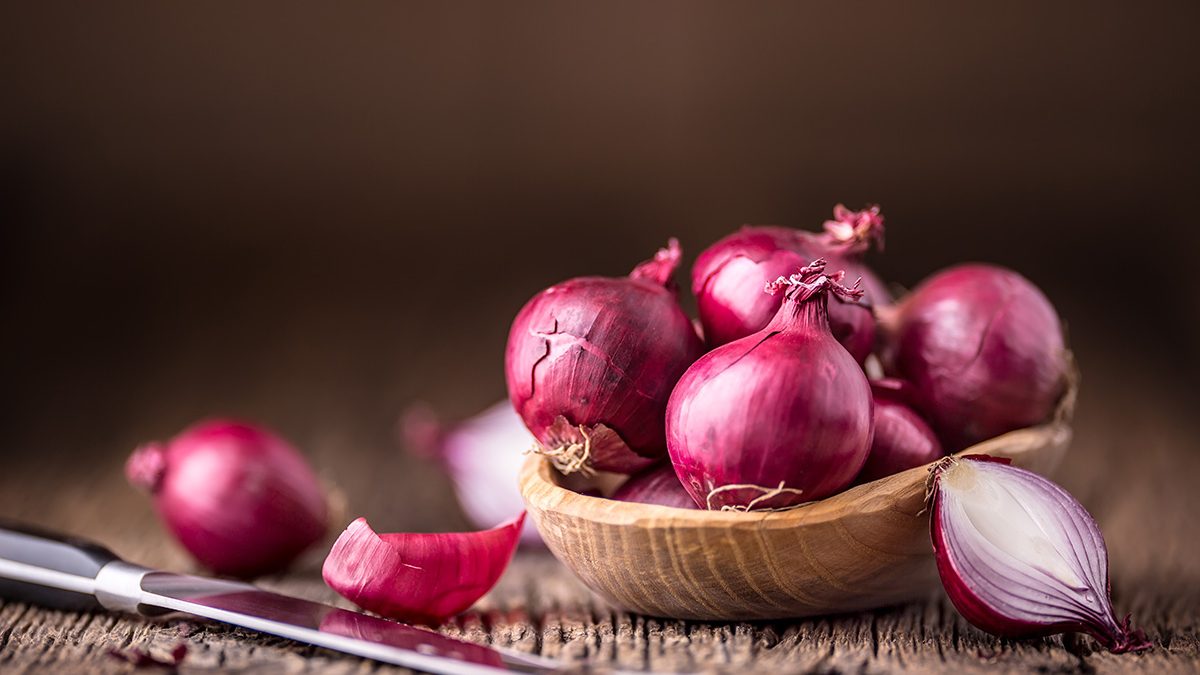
left=519, top=403, right=1073, bottom=621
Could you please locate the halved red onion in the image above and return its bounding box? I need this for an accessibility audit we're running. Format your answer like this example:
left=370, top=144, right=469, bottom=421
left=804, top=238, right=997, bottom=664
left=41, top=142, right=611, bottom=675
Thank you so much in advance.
left=929, top=456, right=1151, bottom=653
left=611, top=464, right=699, bottom=509
left=505, top=240, right=704, bottom=475
left=691, top=204, right=887, bottom=360
left=401, top=401, right=542, bottom=545
left=322, top=514, right=524, bottom=625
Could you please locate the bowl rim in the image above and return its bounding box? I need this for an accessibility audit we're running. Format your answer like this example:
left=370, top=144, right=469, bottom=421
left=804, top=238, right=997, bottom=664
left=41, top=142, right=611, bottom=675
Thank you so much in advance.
left=519, top=419, right=1073, bottom=532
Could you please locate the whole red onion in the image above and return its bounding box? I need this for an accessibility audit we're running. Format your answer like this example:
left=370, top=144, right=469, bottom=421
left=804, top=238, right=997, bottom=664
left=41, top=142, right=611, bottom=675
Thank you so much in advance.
left=126, top=419, right=329, bottom=577
left=611, top=464, right=699, bottom=509
left=401, top=401, right=542, bottom=545
left=886, top=264, right=1067, bottom=450
left=856, top=379, right=943, bottom=483
left=692, top=204, right=888, bottom=360
left=667, top=260, right=874, bottom=511
left=505, top=240, right=704, bottom=475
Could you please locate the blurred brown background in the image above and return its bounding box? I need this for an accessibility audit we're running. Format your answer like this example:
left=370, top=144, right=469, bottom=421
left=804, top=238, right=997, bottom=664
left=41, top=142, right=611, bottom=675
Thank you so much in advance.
left=2, top=3, right=1198, bottom=538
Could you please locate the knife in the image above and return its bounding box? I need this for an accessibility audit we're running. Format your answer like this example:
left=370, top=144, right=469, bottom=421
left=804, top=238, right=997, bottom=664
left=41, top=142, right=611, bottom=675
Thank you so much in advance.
left=0, top=520, right=562, bottom=674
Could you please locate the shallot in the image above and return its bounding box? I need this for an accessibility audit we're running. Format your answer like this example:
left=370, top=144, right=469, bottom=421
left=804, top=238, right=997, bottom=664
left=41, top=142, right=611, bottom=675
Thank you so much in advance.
left=691, top=204, right=887, bottom=359
left=929, top=455, right=1150, bottom=653
left=885, top=264, right=1068, bottom=450
left=402, top=401, right=542, bottom=545
left=856, top=379, right=943, bottom=482
left=322, top=513, right=524, bottom=625
left=505, top=239, right=704, bottom=475
left=667, top=260, right=874, bottom=510
left=125, top=419, right=329, bottom=577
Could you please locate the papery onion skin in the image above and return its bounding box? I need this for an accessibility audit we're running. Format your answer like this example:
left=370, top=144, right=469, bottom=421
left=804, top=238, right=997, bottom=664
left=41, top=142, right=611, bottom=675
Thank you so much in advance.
left=930, top=456, right=1151, bottom=654
left=668, top=260, right=874, bottom=510
left=322, top=514, right=524, bottom=625
left=856, top=379, right=943, bottom=482
left=611, top=464, right=700, bottom=509
left=505, top=240, right=704, bottom=475
left=401, top=401, right=543, bottom=545
left=692, top=204, right=887, bottom=360
left=125, top=420, right=329, bottom=577
left=888, top=264, right=1067, bottom=451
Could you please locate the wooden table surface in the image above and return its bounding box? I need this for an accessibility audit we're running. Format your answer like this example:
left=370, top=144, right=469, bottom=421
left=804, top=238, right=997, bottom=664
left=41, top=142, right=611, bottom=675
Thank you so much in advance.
left=1, top=366, right=1198, bottom=674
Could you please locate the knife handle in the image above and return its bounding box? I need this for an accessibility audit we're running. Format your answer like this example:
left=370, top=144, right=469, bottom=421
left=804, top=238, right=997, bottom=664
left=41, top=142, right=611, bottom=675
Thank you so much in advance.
left=0, top=519, right=123, bottom=611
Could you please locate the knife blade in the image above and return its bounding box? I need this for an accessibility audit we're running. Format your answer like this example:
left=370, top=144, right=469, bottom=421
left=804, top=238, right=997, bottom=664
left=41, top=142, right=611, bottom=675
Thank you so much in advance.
left=0, top=520, right=560, bottom=674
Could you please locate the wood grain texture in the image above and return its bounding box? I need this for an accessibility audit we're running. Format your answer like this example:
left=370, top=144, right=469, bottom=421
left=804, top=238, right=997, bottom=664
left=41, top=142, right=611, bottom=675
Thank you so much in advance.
left=520, top=420, right=1071, bottom=622
left=0, top=374, right=1197, bottom=673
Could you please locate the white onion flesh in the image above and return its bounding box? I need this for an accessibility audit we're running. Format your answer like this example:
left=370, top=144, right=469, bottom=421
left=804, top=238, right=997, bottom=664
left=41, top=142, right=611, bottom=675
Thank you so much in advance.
left=931, top=457, right=1150, bottom=653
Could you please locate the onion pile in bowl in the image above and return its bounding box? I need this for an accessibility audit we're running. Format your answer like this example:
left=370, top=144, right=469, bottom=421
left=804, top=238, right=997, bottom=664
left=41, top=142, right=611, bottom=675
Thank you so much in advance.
left=507, top=206, right=1154, bottom=654
left=505, top=204, right=1070, bottom=510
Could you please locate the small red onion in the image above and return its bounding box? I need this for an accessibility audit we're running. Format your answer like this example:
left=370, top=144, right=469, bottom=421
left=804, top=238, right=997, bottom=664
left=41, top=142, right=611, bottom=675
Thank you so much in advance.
left=930, top=456, right=1151, bottom=654
left=692, top=204, right=888, bottom=360
left=611, top=464, right=699, bottom=509
left=856, top=379, right=943, bottom=482
left=401, top=401, right=543, bottom=545
left=667, top=259, right=874, bottom=511
left=125, top=420, right=329, bottom=577
left=887, top=264, right=1068, bottom=450
left=505, top=240, right=704, bottom=475
left=322, top=514, right=524, bottom=625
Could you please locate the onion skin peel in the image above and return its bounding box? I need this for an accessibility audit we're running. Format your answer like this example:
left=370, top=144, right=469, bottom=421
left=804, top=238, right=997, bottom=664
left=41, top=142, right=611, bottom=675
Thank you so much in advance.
left=929, top=456, right=1151, bottom=654
left=322, top=513, right=525, bottom=625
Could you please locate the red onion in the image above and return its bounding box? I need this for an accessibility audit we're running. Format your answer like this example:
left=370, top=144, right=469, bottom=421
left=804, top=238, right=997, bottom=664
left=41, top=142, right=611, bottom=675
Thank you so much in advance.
left=856, top=379, right=943, bottom=482
left=886, top=264, right=1068, bottom=450
left=401, top=401, right=543, bottom=545
left=611, top=464, right=699, bottom=509
left=322, top=513, right=524, bottom=625
left=691, top=204, right=888, bottom=360
left=125, top=420, right=329, bottom=577
left=505, top=239, right=704, bottom=475
left=930, top=456, right=1151, bottom=653
left=667, top=260, right=874, bottom=511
